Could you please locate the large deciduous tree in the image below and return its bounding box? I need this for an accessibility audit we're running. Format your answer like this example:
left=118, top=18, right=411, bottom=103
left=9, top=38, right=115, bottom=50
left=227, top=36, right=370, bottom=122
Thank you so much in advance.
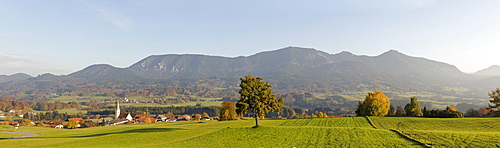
left=355, top=90, right=390, bottom=116
left=404, top=97, right=423, bottom=116
left=236, top=75, right=284, bottom=127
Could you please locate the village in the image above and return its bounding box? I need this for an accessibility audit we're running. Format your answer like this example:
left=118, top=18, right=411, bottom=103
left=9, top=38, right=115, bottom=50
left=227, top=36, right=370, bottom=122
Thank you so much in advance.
left=0, top=101, right=213, bottom=129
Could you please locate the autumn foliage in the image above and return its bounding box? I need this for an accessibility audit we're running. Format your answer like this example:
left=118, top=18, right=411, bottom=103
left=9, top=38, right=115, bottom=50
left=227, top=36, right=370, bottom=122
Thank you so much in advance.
left=0, top=97, right=32, bottom=111
left=219, top=101, right=238, bottom=121
left=356, top=90, right=391, bottom=116
left=446, top=106, right=457, bottom=111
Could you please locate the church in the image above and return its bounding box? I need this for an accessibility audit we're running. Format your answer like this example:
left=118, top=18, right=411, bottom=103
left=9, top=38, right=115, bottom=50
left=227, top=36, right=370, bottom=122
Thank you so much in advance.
left=115, top=100, right=133, bottom=121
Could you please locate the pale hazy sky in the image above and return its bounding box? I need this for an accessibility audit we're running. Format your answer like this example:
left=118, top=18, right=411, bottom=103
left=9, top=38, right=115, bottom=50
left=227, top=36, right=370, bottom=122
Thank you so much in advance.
left=1, top=0, right=499, bottom=76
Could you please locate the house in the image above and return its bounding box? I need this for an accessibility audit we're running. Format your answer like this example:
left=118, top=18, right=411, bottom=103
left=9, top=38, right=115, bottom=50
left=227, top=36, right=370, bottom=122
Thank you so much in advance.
left=10, top=121, right=19, bottom=126
left=9, top=110, right=22, bottom=113
left=98, top=117, right=114, bottom=126
left=0, top=121, right=10, bottom=125
left=166, top=118, right=177, bottom=122
left=101, top=117, right=113, bottom=122
left=117, top=113, right=133, bottom=121
left=54, top=124, right=64, bottom=129
left=151, top=118, right=160, bottom=123
left=178, top=114, right=192, bottom=121
left=153, top=115, right=167, bottom=122
left=137, top=117, right=153, bottom=123
left=125, top=114, right=133, bottom=121
left=134, top=114, right=148, bottom=120
left=67, top=118, right=84, bottom=122
left=164, top=113, right=177, bottom=119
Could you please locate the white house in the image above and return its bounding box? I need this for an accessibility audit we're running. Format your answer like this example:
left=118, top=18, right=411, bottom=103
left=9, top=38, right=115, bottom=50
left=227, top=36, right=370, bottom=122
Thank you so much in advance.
left=55, top=124, right=63, bottom=129
left=126, top=113, right=133, bottom=121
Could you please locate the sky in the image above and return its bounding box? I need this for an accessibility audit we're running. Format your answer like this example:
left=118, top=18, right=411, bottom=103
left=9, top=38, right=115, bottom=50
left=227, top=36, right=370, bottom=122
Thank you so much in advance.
left=1, top=0, right=500, bottom=76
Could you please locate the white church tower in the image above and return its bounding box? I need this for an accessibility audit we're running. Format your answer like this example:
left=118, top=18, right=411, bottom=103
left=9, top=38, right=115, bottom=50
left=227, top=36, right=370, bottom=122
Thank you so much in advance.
left=115, top=99, right=120, bottom=120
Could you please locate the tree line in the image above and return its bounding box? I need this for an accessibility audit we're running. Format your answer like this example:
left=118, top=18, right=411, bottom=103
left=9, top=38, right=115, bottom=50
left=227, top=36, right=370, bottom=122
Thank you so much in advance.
left=355, top=88, right=500, bottom=118
left=0, top=97, right=32, bottom=111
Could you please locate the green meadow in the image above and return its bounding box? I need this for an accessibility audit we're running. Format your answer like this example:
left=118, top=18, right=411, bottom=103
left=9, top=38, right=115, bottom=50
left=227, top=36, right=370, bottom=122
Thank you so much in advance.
left=0, top=132, right=23, bottom=139
left=1, top=117, right=499, bottom=147
left=370, top=117, right=500, bottom=147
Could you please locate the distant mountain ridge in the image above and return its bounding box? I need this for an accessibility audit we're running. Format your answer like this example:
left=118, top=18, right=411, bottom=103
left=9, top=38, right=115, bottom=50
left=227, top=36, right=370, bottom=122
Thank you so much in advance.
left=0, top=73, right=32, bottom=83
left=125, top=47, right=466, bottom=86
left=69, top=64, right=144, bottom=80
left=0, top=46, right=497, bottom=98
left=474, top=65, right=500, bottom=77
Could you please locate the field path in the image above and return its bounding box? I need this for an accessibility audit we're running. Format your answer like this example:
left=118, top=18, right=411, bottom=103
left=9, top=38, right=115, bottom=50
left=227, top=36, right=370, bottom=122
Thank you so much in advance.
left=0, top=131, right=40, bottom=139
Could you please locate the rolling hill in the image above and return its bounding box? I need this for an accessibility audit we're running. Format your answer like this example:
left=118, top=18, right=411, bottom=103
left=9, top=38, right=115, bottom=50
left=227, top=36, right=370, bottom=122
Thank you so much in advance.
left=0, top=73, right=32, bottom=83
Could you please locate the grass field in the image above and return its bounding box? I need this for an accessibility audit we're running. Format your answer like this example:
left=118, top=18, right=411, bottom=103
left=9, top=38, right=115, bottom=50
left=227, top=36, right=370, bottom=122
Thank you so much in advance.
left=171, top=117, right=421, bottom=147
left=1, top=117, right=499, bottom=147
left=0, top=132, right=23, bottom=139
left=280, top=117, right=373, bottom=128
left=36, top=108, right=87, bottom=114
left=370, top=117, right=500, bottom=147
left=0, top=117, right=423, bottom=148
left=0, top=119, right=283, bottom=147
left=169, top=126, right=421, bottom=147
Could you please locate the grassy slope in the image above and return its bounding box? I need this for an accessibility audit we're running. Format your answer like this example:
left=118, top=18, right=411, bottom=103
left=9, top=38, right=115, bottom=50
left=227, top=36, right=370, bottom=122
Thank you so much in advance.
left=280, top=117, right=373, bottom=127
left=0, top=117, right=423, bottom=148
left=370, top=117, right=500, bottom=147
left=36, top=108, right=87, bottom=114
left=0, top=132, right=23, bottom=139
left=169, top=126, right=420, bottom=147
left=170, top=117, right=421, bottom=147
left=0, top=120, right=281, bottom=148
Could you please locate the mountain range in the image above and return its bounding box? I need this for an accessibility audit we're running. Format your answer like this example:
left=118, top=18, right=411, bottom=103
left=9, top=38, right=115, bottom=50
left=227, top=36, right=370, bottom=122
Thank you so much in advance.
left=1, top=47, right=499, bottom=99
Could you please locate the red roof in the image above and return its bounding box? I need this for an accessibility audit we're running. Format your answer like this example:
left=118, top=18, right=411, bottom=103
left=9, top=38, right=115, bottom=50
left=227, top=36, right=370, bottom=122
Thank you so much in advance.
left=118, top=113, right=129, bottom=118
left=138, top=117, right=160, bottom=122
left=68, top=118, right=84, bottom=121
left=135, top=114, right=148, bottom=118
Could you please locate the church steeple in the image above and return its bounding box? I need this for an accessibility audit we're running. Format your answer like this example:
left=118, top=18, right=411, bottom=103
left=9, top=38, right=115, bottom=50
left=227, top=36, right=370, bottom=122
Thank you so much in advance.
left=115, top=99, right=120, bottom=120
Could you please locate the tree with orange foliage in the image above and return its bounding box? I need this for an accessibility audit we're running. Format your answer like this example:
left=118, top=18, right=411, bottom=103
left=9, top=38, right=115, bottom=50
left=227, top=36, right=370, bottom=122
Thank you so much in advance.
left=201, top=112, right=209, bottom=118
left=355, top=90, right=391, bottom=116
left=219, top=101, right=238, bottom=121
left=194, top=114, right=201, bottom=121
left=144, top=117, right=152, bottom=123
left=318, top=112, right=325, bottom=118
left=67, top=119, right=78, bottom=129
left=479, top=107, right=490, bottom=116
left=446, top=106, right=457, bottom=111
